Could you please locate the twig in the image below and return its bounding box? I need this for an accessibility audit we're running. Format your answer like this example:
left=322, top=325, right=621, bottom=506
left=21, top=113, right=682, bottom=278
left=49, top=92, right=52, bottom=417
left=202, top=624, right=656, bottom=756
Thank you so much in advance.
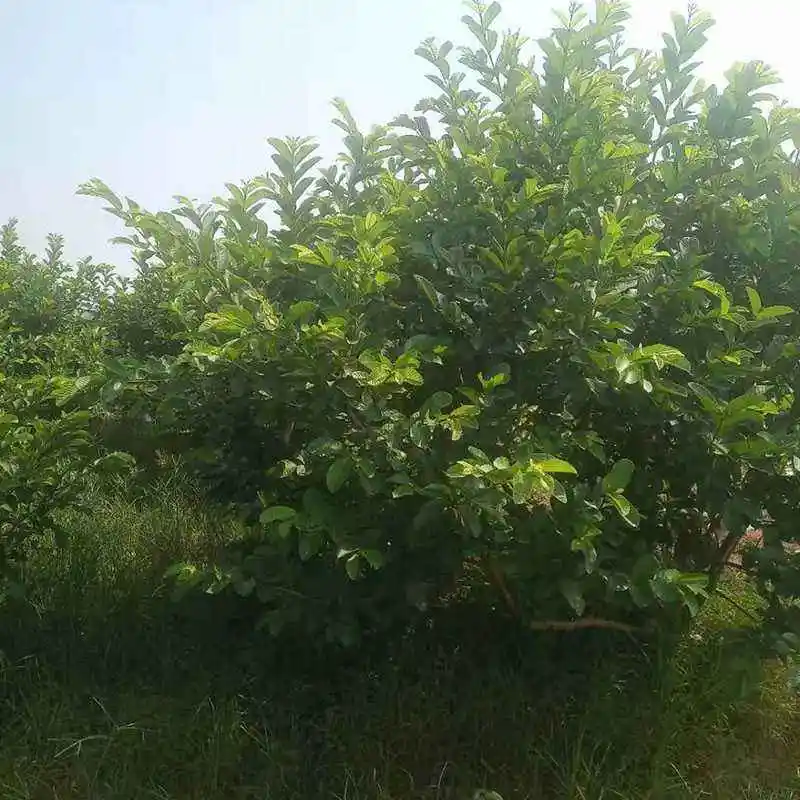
left=723, top=560, right=750, bottom=573
left=713, top=587, right=760, bottom=623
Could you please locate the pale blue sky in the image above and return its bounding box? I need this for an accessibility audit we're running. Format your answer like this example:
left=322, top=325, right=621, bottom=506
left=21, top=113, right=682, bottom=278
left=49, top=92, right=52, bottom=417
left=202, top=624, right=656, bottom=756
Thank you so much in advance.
left=1, top=0, right=798, bottom=271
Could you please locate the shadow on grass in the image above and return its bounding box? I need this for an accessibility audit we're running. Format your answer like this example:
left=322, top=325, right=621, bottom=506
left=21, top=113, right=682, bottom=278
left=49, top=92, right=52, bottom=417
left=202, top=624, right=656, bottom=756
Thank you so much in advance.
left=0, top=489, right=798, bottom=800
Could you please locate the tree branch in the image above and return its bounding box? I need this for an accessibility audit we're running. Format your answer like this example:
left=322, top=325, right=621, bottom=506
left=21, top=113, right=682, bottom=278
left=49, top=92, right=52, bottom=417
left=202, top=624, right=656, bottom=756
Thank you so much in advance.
left=484, top=557, right=518, bottom=616
left=527, top=617, right=645, bottom=634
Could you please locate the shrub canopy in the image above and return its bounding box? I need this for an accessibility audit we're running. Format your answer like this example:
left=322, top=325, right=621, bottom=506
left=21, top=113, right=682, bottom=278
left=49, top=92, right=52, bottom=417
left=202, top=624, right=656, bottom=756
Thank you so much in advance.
left=3, top=1, right=800, bottom=651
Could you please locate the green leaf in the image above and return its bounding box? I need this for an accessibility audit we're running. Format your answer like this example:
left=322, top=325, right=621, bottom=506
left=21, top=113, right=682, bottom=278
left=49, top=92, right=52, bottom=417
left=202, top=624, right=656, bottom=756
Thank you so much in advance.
left=92, top=451, right=136, bottom=473
left=450, top=404, right=479, bottom=418
left=524, top=181, right=562, bottom=204
left=484, top=1, right=501, bottom=27
left=532, top=457, right=578, bottom=475
left=689, top=382, right=721, bottom=414
left=479, top=367, right=511, bottom=390
left=608, top=493, right=642, bottom=528
left=414, top=274, right=439, bottom=307
left=675, top=572, right=709, bottom=594
left=559, top=579, right=586, bottom=615
left=326, top=457, right=352, bottom=494
left=693, top=279, right=730, bottom=314
left=651, top=569, right=708, bottom=616
left=426, top=391, right=454, bottom=414
left=571, top=525, right=600, bottom=572
left=632, top=344, right=691, bottom=372
left=758, top=305, right=794, bottom=319
left=395, top=366, right=424, bottom=385
left=234, top=577, right=256, bottom=597
left=298, top=531, right=323, bottom=561
left=199, top=305, right=254, bottom=335
left=292, top=245, right=327, bottom=265
left=287, top=300, right=318, bottom=322
left=459, top=504, right=483, bottom=536
left=51, top=375, right=94, bottom=406
left=260, top=506, right=297, bottom=525
left=258, top=610, right=287, bottom=637
left=362, top=548, right=386, bottom=569
left=410, top=421, right=429, bottom=448
left=446, top=461, right=477, bottom=478
left=746, top=287, right=762, bottom=315
left=551, top=478, right=568, bottom=504
left=602, top=459, right=635, bottom=493
left=345, top=554, right=361, bottom=580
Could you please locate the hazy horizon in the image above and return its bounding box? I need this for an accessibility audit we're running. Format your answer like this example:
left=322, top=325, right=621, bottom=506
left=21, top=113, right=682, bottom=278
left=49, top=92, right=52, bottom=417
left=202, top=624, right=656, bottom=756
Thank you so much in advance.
left=2, top=0, right=798, bottom=272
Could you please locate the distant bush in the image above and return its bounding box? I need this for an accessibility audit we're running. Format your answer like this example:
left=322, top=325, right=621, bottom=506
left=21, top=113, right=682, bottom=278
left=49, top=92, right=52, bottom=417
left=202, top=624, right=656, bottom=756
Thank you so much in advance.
left=4, top=2, right=800, bottom=652
left=0, top=220, right=130, bottom=595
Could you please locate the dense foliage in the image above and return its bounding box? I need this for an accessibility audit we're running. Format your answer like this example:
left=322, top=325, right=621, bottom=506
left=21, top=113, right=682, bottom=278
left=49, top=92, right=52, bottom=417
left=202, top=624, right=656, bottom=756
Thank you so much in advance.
left=3, top=1, right=800, bottom=652
left=0, top=221, right=129, bottom=593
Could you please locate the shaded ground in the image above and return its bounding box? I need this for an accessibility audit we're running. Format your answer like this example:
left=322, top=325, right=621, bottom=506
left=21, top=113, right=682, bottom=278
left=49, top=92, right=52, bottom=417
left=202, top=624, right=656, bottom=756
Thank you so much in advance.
left=1, top=487, right=798, bottom=799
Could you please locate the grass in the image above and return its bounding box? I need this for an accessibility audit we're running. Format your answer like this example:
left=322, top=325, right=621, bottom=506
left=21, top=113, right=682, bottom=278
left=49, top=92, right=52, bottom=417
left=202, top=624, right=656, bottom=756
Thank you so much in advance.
left=0, top=482, right=798, bottom=799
